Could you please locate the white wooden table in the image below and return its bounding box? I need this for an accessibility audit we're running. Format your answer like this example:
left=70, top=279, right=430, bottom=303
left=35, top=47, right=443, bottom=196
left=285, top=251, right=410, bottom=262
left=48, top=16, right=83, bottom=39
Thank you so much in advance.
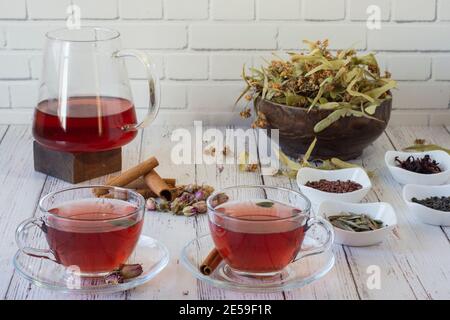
left=1, top=125, right=450, bottom=300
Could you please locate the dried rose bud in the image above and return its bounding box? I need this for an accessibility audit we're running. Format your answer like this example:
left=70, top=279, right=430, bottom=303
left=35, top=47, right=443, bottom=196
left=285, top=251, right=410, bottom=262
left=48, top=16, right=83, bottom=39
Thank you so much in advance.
left=210, top=193, right=229, bottom=208
left=119, top=264, right=143, bottom=280
left=183, top=206, right=198, bottom=216
left=105, top=272, right=124, bottom=285
left=157, top=199, right=170, bottom=211
left=194, top=190, right=206, bottom=201
left=202, top=185, right=214, bottom=195
left=146, top=198, right=157, bottom=211
left=179, top=192, right=195, bottom=203
left=170, top=198, right=182, bottom=213
left=193, top=201, right=207, bottom=214
left=184, top=184, right=196, bottom=193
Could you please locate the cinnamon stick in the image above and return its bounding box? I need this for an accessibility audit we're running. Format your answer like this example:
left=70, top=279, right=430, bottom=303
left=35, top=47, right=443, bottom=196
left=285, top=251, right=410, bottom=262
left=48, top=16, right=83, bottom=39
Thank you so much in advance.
left=200, top=248, right=223, bottom=276
left=134, top=188, right=158, bottom=199
left=144, top=169, right=172, bottom=201
left=108, top=156, right=159, bottom=187
left=95, top=156, right=159, bottom=196
left=123, top=176, right=176, bottom=189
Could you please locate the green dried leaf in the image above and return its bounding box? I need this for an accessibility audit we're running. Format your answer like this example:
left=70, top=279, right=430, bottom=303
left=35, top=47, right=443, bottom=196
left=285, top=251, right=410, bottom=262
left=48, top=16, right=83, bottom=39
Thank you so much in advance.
left=256, top=201, right=274, bottom=208
left=313, top=108, right=348, bottom=132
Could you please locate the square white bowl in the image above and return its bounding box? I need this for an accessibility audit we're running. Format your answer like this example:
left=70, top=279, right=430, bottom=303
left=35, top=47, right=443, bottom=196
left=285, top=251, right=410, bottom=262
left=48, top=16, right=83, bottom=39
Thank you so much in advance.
left=318, top=201, right=397, bottom=247
left=296, top=167, right=371, bottom=206
left=385, top=150, right=450, bottom=185
left=402, top=184, right=450, bottom=226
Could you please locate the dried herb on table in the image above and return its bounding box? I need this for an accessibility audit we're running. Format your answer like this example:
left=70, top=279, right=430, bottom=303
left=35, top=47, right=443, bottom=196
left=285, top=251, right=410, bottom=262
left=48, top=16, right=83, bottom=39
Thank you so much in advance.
left=104, top=264, right=143, bottom=285
left=327, top=213, right=384, bottom=232
left=236, top=39, right=396, bottom=132
left=276, top=138, right=375, bottom=178
left=146, top=184, right=214, bottom=216
left=403, top=139, right=450, bottom=155
left=412, top=196, right=450, bottom=212
left=305, top=179, right=362, bottom=193
left=395, top=155, right=442, bottom=174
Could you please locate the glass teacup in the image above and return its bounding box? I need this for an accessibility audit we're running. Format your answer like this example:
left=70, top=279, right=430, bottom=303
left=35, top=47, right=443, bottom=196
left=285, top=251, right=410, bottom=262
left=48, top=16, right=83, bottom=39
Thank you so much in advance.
left=15, top=186, right=145, bottom=276
left=206, top=185, right=334, bottom=277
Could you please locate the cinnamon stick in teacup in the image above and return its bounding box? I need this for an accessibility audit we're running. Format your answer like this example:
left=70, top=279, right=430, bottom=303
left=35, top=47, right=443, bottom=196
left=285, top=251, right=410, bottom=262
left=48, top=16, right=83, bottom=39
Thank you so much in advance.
left=200, top=248, right=223, bottom=276
left=144, top=169, right=172, bottom=201
left=94, top=156, right=159, bottom=196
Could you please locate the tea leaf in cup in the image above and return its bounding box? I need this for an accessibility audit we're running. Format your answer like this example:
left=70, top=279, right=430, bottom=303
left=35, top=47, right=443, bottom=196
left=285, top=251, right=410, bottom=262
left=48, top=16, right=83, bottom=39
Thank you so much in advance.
left=256, top=201, right=274, bottom=208
left=109, top=219, right=136, bottom=228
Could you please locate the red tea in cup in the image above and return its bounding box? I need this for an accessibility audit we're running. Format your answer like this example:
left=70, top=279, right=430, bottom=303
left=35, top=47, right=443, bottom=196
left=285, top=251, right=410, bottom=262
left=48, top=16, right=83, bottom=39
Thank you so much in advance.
left=209, top=200, right=307, bottom=274
left=45, top=198, right=143, bottom=274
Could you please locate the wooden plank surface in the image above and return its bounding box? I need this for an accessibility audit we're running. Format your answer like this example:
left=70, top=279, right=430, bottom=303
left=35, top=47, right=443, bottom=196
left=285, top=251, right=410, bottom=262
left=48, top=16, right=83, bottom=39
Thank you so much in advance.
left=1, top=125, right=450, bottom=300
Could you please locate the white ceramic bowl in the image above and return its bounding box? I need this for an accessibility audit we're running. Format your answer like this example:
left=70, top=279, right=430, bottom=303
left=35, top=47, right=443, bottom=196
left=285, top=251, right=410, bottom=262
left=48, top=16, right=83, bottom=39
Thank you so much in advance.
left=296, top=167, right=371, bottom=205
left=318, top=201, right=397, bottom=247
left=385, top=150, right=450, bottom=185
left=403, top=184, right=450, bottom=226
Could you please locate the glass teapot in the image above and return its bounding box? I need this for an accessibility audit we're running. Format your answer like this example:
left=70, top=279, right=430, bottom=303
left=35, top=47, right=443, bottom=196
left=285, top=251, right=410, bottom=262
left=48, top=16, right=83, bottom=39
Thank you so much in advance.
left=32, top=27, right=160, bottom=153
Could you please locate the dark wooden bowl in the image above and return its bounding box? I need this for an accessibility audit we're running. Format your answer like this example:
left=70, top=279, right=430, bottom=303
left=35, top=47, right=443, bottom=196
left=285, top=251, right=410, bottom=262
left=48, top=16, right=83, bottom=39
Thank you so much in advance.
left=255, top=97, right=392, bottom=160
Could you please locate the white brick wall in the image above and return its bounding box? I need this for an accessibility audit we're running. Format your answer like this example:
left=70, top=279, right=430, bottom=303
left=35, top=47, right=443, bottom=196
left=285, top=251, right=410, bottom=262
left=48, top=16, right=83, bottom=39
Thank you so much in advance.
left=0, top=0, right=26, bottom=19
left=0, top=0, right=448, bottom=126
left=303, top=0, right=345, bottom=21
left=393, top=0, right=435, bottom=22
left=212, top=0, right=254, bottom=20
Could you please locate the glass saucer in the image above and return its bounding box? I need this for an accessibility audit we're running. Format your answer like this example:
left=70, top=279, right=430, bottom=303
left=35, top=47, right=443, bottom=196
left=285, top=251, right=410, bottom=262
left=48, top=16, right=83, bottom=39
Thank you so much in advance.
left=13, top=235, right=169, bottom=294
left=181, top=234, right=335, bottom=293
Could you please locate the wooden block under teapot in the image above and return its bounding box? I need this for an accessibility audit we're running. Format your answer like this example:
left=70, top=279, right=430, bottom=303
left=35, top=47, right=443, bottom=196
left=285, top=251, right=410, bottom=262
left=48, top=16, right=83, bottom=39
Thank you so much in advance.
left=33, top=141, right=122, bottom=184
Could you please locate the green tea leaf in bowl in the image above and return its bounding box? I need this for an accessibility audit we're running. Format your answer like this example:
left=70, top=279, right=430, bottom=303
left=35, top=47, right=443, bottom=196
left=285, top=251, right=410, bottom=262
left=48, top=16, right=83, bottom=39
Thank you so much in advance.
left=327, top=212, right=384, bottom=232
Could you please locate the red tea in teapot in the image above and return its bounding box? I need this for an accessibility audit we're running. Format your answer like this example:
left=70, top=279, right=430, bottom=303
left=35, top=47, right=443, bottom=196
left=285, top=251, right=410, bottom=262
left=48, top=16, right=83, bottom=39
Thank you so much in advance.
left=33, top=96, right=137, bottom=152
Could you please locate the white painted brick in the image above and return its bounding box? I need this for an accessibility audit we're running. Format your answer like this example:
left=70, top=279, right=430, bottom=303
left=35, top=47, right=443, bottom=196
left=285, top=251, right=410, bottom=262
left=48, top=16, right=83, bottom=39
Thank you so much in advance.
left=0, top=85, right=9, bottom=108
left=438, top=0, right=450, bottom=20
left=188, top=84, right=245, bottom=111
left=210, top=54, right=253, bottom=80
left=0, top=0, right=26, bottom=19
left=30, top=55, right=43, bottom=79
left=303, top=0, right=345, bottom=20
left=393, top=0, right=435, bottom=21
left=165, top=0, right=208, bottom=20
left=388, top=110, right=430, bottom=126
left=388, top=55, right=431, bottom=80
left=349, top=0, right=390, bottom=21
left=120, top=0, right=163, bottom=19
left=119, top=25, right=187, bottom=49
left=126, top=54, right=164, bottom=79
left=433, top=56, right=450, bottom=80
left=28, top=0, right=70, bottom=19
left=191, top=25, right=277, bottom=49
left=131, top=81, right=186, bottom=109
left=7, top=25, right=57, bottom=49
left=0, top=29, right=5, bottom=47
left=166, top=55, right=208, bottom=80
left=430, top=110, right=450, bottom=125
left=160, top=83, right=187, bottom=109
left=0, top=55, right=30, bottom=79
left=393, top=82, right=450, bottom=109
left=10, top=82, right=38, bottom=108
left=212, top=0, right=254, bottom=20
left=258, top=0, right=301, bottom=20
left=368, top=26, right=450, bottom=51
left=72, top=0, right=118, bottom=19
left=279, top=25, right=366, bottom=50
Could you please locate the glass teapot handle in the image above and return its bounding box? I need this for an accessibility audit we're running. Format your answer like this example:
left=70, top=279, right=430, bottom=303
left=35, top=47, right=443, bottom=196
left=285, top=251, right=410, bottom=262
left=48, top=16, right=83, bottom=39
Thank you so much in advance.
left=113, top=49, right=160, bottom=131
